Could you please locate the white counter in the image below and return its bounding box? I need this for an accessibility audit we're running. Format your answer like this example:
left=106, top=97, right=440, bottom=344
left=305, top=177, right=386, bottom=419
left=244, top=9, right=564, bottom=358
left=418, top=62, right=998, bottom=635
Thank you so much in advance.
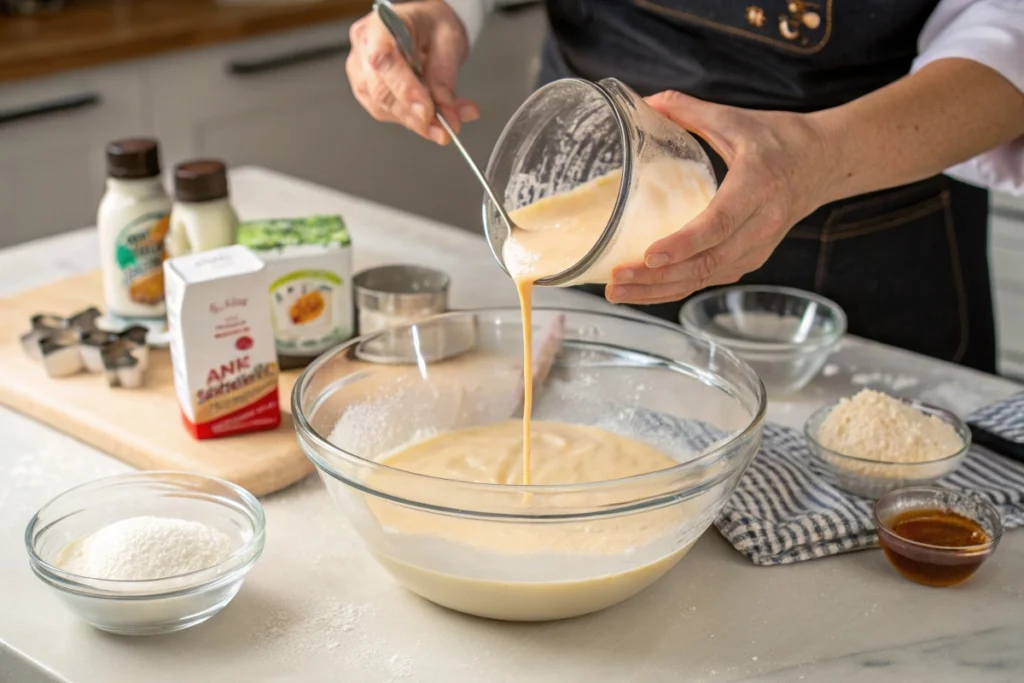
left=1, top=167, right=1022, bottom=683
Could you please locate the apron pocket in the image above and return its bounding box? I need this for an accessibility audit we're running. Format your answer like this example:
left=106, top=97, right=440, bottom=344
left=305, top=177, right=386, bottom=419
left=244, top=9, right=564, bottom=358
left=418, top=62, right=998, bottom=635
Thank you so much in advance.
left=815, top=189, right=970, bottom=363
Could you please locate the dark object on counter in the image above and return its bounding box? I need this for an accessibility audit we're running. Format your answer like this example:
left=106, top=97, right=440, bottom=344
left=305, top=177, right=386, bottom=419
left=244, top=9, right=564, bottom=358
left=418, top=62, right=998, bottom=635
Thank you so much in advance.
left=968, top=423, right=1024, bottom=464
left=873, top=487, right=1002, bottom=588
left=174, top=160, right=229, bottom=203
left=2, top=0, right=63, bottom=16
left=105, top=139, right=162, bottom=180
left=966, top=392, right=1024, bottom=464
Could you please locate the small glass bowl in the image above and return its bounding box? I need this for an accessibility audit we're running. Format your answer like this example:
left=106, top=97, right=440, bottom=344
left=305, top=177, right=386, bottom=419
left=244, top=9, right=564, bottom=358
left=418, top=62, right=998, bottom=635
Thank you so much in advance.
left=873, top=486, right=1002, bottom=587
left=679, top=285, right=846, bottom=395
left=805, top=400, right=971, bottom=500
left=25, top=471, right=265, bottom=636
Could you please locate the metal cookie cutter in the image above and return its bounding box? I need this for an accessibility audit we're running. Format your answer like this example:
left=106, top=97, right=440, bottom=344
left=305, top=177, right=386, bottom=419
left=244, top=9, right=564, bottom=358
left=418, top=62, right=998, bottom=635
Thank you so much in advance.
left=20, top=308, right=150, bottom=388
left=81, top=326, right=150, bottom=388
left=99, top=327, right=150, bottom=389
left=20, top=308, right=101, bottom=364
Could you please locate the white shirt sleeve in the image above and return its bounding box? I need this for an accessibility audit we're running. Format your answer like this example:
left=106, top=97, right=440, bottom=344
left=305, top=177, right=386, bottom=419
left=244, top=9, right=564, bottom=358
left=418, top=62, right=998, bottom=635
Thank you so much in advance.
left=446, top=0, right=496, bottom=47
left=912, top=0, right=1024, bottom=196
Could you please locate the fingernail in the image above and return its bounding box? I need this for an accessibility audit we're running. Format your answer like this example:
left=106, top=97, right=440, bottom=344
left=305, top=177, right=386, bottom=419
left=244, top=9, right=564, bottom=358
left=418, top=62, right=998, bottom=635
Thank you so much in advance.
left=615, top=269, right=635, bottom=283
left=411, top=102, right=429, bottom=124
left=645, top=253, right=670, bottom=268
left=609, top=286, right=628, bottom=301
left=459, top=104, right=479, bottom=122
left=429, top=126, right=446, bottom=145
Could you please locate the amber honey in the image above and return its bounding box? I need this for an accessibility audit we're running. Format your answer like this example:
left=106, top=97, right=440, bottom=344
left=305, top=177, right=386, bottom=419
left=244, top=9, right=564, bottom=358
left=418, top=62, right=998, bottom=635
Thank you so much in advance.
left=878, top=509, right=991, bottom=587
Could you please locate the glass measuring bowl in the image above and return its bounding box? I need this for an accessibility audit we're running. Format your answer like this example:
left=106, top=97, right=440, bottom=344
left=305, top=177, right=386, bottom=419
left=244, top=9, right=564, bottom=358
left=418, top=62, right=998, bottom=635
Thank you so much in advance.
left=482, top=77, right=718, bottom=287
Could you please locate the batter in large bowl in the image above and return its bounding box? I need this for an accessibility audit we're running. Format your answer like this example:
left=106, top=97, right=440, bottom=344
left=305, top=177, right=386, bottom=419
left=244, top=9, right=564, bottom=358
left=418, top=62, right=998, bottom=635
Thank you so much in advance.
left=362, top=158, right=715, bottom=620
left=369, top=421, right=696, bottom=621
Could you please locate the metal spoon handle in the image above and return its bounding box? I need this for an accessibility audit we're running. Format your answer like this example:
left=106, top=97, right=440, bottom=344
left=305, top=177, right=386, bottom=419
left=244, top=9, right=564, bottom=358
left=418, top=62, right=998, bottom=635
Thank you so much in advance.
left=432, top=113, right=510, bottom=224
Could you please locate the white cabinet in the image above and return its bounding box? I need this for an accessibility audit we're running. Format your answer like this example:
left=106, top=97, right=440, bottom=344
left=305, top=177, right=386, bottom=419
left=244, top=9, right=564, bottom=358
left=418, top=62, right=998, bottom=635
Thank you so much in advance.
left=149, top=21, right=356, bottom=191
left=0, top=64, right=149, bottom=246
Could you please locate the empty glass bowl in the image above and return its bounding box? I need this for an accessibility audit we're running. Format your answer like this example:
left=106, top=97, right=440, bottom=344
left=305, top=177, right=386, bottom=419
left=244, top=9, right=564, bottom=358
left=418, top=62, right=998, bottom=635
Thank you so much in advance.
left=293, top=308, right=765, bottom=621
left=873, top=486, right=1002, bottom=587
left=679, top=285, right=846, bottom=395
left=25, top=471, right=265, bottom=635
left=805, top=400, right=971, bottom=499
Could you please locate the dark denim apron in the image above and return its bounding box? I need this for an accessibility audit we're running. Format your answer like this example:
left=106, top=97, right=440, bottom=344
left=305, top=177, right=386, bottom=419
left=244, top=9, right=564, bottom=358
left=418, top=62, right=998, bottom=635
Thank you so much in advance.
left=537, top=0, right=996, bottom=373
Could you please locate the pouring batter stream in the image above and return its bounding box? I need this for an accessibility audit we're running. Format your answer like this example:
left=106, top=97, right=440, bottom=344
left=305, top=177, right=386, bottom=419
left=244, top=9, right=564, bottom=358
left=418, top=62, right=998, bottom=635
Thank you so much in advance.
left=503, top=158, right=716, bottom=484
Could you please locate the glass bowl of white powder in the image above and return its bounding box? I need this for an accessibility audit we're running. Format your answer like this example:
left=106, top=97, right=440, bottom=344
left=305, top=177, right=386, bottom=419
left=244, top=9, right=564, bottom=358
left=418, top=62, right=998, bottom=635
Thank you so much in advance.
left=804, top=391, right=970, bottom=499
left=293, top=308, right=766, bottom=622
left=679, top=285, right=846, bottom=395
left=25, top=471, right=265, bottom=635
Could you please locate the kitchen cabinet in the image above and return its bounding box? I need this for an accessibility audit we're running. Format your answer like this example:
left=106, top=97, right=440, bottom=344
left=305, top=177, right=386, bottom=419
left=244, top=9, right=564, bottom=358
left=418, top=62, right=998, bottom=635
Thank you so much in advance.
left=0, top=5, right=545, bottom=248
left=0, top=64, right=149, bottom=246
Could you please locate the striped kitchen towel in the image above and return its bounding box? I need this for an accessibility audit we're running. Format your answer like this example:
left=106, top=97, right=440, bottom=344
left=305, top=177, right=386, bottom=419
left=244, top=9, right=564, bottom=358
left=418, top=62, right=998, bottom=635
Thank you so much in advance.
left=714, top=422, right=1024, bottom=566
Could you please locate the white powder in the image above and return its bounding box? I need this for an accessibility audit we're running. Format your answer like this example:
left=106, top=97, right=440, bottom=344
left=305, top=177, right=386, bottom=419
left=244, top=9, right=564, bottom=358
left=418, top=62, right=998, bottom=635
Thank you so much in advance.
left=58, top=516, right=235, bottom=580
left=816, top=389, right=963, bottom=464
left=850, top=371, right=919, bottom=392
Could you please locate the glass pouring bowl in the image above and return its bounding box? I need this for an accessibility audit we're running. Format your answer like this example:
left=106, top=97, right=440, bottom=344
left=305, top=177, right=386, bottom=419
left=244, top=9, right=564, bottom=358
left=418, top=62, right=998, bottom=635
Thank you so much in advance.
left=482, top=78, right=717, bottom=287
left=293, top=308, right=765, bottom=621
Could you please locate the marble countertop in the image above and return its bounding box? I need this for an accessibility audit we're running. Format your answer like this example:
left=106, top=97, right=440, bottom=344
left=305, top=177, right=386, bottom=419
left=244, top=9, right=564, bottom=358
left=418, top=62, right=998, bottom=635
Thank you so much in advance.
left=1, top=167, right=1021, bottom=683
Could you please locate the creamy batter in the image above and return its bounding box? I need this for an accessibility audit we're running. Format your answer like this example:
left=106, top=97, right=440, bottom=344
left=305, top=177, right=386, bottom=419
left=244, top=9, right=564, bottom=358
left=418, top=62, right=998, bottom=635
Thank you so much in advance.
left=368, top=420, right=696, bottom=620
left=503, top=157, right=717, bottom=285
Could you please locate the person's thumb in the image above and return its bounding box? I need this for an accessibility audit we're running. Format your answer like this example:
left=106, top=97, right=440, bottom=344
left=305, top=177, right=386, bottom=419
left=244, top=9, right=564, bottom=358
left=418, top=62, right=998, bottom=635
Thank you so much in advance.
left=645, top=91, right=736, bottom=164
left=645, top=91, right=715, bottom=130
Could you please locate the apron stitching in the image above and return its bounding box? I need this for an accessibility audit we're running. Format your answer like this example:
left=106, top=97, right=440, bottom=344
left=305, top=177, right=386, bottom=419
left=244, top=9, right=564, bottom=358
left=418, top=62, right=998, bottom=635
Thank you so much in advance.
left=632, top=0, right=834, bottom=55
left=822, top=197, right=946, bottom=242
left=814, top=225, right=832, bottom=292
left=940, top=190, right=971, bottom=363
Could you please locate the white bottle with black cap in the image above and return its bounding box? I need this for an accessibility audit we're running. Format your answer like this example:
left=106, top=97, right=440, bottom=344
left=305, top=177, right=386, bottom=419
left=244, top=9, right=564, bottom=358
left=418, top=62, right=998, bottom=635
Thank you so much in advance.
left=165, top=159, right=239, bottom=258
left=97, top=138, right=173, bottom=319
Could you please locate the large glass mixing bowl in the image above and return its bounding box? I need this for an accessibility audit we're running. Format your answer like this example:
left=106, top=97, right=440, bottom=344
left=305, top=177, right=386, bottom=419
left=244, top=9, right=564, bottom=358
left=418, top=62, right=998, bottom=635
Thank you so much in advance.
left=293, top=309, right=765, bottom=621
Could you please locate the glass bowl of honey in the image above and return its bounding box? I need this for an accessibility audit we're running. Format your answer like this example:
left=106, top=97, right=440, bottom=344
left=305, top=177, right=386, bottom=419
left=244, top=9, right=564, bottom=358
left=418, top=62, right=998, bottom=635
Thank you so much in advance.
left=872, top=486, right=1003, bottom=587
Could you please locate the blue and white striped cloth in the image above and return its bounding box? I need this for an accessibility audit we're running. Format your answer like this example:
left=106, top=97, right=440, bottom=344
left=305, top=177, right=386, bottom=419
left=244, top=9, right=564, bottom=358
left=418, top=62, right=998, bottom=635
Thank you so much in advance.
left=715, top=422, right=1024, bottom=566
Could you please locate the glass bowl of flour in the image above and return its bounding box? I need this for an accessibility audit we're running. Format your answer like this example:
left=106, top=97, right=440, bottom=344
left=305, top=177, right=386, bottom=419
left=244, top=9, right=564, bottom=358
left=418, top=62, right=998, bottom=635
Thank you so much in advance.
left=293, top=308, right=765, bottom=622
left=805, top=391, right=970, bottom=499
left=680, top=285, right=846, bottom=395
left=25, top=471, right=265, bottom=635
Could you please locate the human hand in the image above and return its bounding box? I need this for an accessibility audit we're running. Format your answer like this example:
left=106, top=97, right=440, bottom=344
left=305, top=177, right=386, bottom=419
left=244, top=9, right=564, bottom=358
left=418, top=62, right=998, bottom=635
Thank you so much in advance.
left=606, top=91, right=832, bottom=305
left=346, top=1, right=479, bottom=145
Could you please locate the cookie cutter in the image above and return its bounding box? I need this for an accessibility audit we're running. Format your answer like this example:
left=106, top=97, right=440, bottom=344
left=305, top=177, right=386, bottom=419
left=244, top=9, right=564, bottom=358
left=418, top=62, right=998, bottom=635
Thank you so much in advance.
left=20, top=307, right=151, bottom=388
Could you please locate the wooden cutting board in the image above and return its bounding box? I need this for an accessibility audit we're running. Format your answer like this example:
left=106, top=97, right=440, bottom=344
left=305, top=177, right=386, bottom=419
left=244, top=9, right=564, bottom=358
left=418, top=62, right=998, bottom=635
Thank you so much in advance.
left=0, top=270, right=314, bottom=496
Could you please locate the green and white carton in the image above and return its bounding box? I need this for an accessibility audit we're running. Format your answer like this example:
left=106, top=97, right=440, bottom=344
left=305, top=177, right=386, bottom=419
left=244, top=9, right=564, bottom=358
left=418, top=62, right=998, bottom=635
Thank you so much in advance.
left=237, top=215, right=353, bottom=369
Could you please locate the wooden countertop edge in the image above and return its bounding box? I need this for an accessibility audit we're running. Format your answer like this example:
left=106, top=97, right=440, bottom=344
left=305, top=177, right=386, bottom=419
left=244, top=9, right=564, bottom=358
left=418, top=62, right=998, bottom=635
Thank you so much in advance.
left=0, top=1, right=369, bottom=85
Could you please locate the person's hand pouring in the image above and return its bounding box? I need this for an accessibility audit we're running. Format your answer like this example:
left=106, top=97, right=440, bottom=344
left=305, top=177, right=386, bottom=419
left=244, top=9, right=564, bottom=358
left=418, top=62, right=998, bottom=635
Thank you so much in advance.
left=606, top=91, right=830, bottom=306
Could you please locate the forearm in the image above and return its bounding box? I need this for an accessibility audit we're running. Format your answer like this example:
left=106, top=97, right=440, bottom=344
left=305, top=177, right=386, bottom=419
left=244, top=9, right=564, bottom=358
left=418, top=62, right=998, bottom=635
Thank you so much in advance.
left=813, top=58, right=1024, bottom=202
